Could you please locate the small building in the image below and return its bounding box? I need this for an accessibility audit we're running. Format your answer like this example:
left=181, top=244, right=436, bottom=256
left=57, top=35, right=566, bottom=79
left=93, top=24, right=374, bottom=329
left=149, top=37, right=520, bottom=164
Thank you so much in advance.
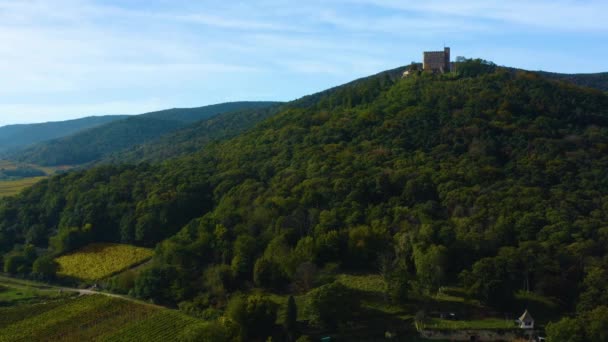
left=423, top=47, right=451, bottom=73
left=517, top=310, right=534, bottom=329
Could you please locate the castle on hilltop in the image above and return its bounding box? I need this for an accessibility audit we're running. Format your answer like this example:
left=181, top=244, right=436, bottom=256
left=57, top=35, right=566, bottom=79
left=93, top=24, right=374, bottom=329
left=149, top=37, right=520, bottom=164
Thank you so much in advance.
left=423, top=47, right=451, bottom=73
left=402, top=47, right=455, bottom=78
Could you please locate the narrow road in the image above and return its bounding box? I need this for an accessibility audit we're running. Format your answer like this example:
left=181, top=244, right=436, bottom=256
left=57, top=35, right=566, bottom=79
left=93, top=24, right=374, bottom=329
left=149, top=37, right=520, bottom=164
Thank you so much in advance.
left=62, top=288, right=165, bottom=308
left=0, top=274, right=165, bottom=309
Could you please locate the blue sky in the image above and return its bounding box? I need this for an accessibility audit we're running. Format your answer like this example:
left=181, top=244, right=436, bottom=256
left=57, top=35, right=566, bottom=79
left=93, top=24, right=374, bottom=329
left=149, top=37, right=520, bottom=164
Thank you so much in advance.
left=1, top=0, right=607, bottom=126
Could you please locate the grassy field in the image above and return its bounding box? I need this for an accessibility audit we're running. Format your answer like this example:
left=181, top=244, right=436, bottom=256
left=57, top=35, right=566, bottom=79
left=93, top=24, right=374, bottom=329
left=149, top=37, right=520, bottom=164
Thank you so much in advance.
left=267, top=273, right=418, bottom=340
left=0, top=159, right=75, bottom=197
left=421, top=318, right=516, bottom=330
left=55, top=243, right=154, bottom=281
left=0, top=294, right=204, bottom=341
left=0, top=176, right=47, bottom=197
left=0, top=283, right=72, bottom=307
left=267, top=273, right=556, bottom=340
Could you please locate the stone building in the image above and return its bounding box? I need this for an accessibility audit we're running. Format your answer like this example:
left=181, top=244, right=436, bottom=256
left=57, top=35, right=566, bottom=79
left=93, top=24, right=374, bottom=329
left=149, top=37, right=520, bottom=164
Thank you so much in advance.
left=423, top=47, right=451, bottom=73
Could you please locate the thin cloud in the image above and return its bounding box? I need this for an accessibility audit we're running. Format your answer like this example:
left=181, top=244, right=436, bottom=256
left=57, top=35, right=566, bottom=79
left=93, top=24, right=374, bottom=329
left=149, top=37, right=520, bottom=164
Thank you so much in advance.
left=0, top=0, right=606, bottom=125
left=345, top=0, right=608, bottom=32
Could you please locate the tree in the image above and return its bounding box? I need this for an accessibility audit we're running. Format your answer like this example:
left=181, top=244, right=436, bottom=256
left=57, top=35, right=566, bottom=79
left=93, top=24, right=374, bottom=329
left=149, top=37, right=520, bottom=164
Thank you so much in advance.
left=379, top=253, right=410, bottom=305
left=586, top=306, right=608, bottom=342
left=132, top=266, right=181, bottom=303
left=347, top=225, right=390, bottom=268
left=178, top=321, right=235, bottom=342
left=49, top=224, right=92, bottom=254
left=413, top=244, right=447, bottom=294
left=107, top=270, right=137, bottom=294
left=457, top=58, right=496, bottom=77
left=283, top=296, right=297, bottom=342
left=546, top=318, right=584, bottom=342
left=231, top=235, right=257, bottom=281
left=253, top=257, right=288, bottom=290
left=226, top=294, right=277, bottom=341
left=386, top=266, right=410, bottom=305
left=577, top=265, right=608, bottom=312
left=295, top=337, right=313, bottom=342
left=462, top=256, right=516, bottom=310
left=306, top=281, right=360, bottom=329
left=23, top=244, right=37, bottom=263
left=204, top=264, right=235, bottom=298
left=292, top=262, right=317, bottom=293
left=3, top=254, right=27, bottom=274
left=408, top=62, right=420, bottom=72
left=32, top=256, right=59, bottom=280
left=546, top=307, right=608, bottom=342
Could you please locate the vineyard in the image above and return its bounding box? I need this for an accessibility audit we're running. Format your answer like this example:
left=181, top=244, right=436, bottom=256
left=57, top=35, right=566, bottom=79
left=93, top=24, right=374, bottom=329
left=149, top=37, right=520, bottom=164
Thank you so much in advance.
left=0, top=295, right=204, bottom=341
left=55, top=243, right=154, bottom=281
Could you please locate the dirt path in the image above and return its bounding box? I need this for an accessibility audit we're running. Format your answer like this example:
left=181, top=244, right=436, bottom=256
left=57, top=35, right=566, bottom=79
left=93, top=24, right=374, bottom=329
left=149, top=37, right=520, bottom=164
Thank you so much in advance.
left=66, top=288, right=166, bottom=308
left=0, top=274, right=165, bottom=309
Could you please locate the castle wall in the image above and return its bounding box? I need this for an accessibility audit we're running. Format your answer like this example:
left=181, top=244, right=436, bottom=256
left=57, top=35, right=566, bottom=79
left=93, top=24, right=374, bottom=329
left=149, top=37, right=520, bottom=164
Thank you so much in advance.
left=423, top=51, right=446, bottom=71
left=423, top=47, right=451, bottom=72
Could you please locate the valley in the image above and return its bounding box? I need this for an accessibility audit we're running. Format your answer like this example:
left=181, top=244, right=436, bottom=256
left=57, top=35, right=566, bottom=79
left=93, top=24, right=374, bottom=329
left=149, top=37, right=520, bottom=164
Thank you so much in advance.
left=3, top=1, right=607, bottom=340
left=0, top=160, right=72, bottom=197
left=1, top=62, right=607, bottom=341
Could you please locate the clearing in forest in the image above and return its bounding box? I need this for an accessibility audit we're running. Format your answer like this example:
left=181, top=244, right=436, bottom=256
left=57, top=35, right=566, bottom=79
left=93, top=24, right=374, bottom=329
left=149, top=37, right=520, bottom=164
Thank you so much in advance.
left=55, top=243, right=154, bottom=281
left=0, top=176, right=47, bottom=197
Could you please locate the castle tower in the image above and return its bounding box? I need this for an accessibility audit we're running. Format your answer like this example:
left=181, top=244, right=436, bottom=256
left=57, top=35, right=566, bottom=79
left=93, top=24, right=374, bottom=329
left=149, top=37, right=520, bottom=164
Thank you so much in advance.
left=423, top=47, right=451, bottom=73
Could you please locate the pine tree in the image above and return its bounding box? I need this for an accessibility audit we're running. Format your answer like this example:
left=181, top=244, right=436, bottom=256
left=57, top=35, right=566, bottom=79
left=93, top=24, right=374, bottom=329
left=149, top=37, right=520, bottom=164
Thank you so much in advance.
left=283, top=296, right=297, bottom=342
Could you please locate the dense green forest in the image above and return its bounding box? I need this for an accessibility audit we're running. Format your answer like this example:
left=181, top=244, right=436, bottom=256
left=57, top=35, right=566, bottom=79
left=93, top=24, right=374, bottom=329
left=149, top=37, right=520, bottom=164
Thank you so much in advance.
left=539, top=71, right=608, bottom=92
left=7, top=102, right=279, bottom=166
left=0, top=115, right=128, bottom=153
left=1, top=62, right=608, bottom=340
left=101, top=104, right=283, bottom=164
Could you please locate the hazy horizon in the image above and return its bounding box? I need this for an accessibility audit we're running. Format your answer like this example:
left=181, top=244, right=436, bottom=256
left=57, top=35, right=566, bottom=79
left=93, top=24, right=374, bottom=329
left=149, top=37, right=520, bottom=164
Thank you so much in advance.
left=1, top=0, right=607, bottom=126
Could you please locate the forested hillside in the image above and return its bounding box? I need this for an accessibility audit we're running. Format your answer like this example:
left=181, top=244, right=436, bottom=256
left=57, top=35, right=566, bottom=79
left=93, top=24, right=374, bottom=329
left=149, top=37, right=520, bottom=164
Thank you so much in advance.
left=0, top=115, right=128, bottom=153
left=1, top=63, right=608, bottom=339
left=101, top=104, right=283, bottom=164
left=539, top=71, right=608, bottom=92
left=7, top=102, right=279, bottom=166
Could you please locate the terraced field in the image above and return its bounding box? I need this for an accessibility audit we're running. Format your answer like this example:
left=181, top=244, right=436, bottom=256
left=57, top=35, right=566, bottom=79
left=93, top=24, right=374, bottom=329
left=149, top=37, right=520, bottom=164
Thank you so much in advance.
left=0, top=295, right=203, bottom=342
left=55, top=243, right=154, bottom=281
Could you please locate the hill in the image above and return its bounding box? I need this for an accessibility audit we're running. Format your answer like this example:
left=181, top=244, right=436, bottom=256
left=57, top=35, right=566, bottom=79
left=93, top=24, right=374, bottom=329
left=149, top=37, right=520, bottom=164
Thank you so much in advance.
left=6, top=101, right=280, bottom=166
left=538, top=71, right=608, bottom=91
left=101, top=104, right=283, bottom=164
left=503, top=67, right=608, bottom=92
left=1, top=63, right=608, bottom=339
left=0, top=115, right=128, bottom=153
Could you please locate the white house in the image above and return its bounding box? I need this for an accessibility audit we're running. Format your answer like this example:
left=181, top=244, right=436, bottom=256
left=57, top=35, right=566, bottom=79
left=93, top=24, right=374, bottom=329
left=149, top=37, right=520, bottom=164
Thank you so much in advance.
left=517, top=310, right=534, bottom=329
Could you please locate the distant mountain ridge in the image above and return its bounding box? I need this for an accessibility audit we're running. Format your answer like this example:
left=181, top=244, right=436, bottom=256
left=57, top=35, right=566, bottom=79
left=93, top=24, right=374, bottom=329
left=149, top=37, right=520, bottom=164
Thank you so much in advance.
left=502, top=69, right=608, bottom=92
left=5, top=101, right=280, bottom=166
left=101, top=104, right=284, bottom=164
left=537, top=71, right=608, bottom=91
left=2, top=67, right=605, bottom=168
left=0, top=115, right=129, bottom=153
